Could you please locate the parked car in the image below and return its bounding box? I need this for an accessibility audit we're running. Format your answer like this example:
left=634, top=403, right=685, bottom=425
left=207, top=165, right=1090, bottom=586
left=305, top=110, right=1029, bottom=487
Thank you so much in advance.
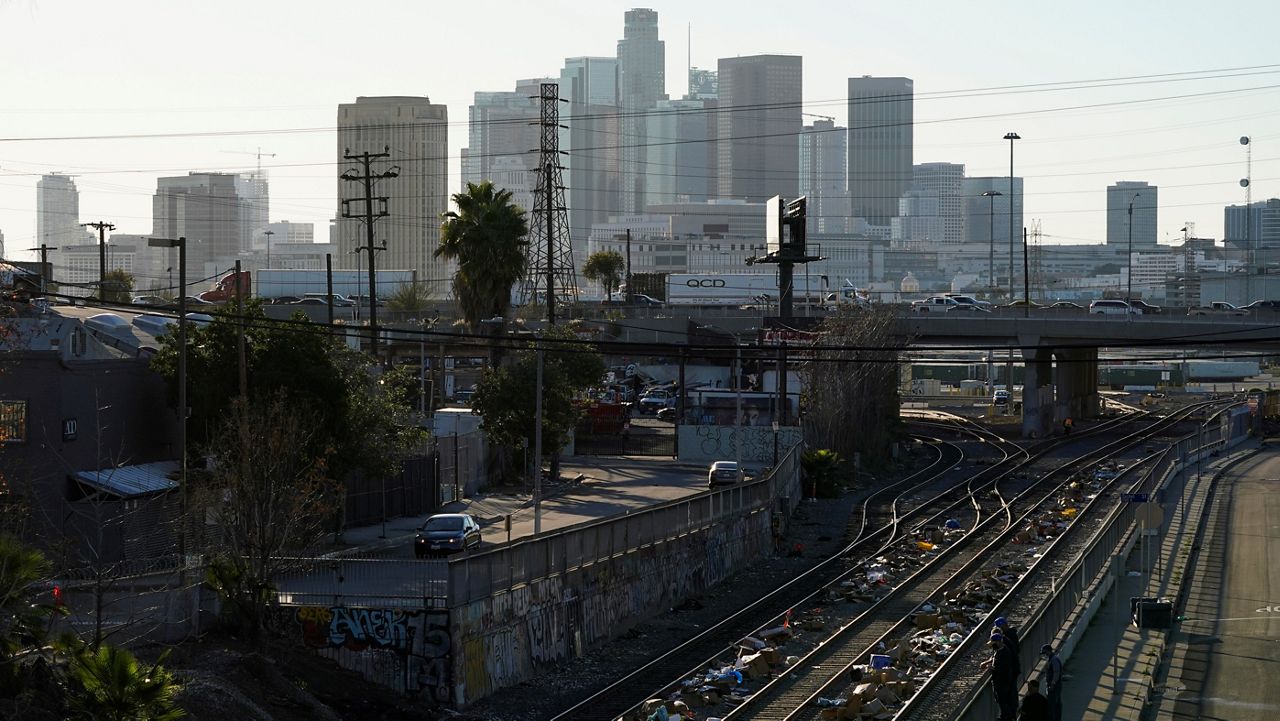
left=1241, top=299, right=1280, bottom=312
left=1188, top=301, right=1248, bottom=316
left=638, top=389, right=676, bottom=415
left=302, top=292, right=355, bottom=307
left=944, top=294, right=992, bottom=308
left=656, top=407, right=678, bottom=422
left=708, top=460, right=740, bottom=488
left=1000, top=299, right=1042, bottom=309
left=1089, top=299, right=1140, bottom=315
left=911, top=296, right=961, bottom=313
left=131, top=295, right=169, bottom=306
left=414, top=513, right=481, bottom=557
left=1127, top=299, right=1162, bottom=314
left=1049, top=301, right=1085, bottom=310
left=993, top=389, right=1010, bottom=406
left=289, top=297, right=329, bottom=306
left=269, top=296, right=302, bottom=305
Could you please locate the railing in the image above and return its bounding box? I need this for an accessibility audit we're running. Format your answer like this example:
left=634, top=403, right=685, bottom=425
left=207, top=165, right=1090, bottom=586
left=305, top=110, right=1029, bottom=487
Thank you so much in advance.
left=445, top=441, right=803, bottom=606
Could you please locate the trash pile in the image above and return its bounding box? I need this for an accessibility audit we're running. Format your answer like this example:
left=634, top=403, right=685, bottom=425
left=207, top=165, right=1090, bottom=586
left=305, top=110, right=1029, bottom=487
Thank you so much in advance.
left=837, top=519, right=968, bottom=606
left=630, top=625, right=800, bottom=720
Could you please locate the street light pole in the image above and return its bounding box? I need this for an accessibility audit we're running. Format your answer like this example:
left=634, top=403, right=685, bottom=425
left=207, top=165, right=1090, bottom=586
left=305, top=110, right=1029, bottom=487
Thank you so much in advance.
left=533, top=334, right=544, bottom=534
left=983, top=191, right=1003, bottom=296
left=264, top=229, right=275, bottom=269
left=1003, top=132, right=1020, bottom=301
left=1127, top=192, right=1141, bottom=317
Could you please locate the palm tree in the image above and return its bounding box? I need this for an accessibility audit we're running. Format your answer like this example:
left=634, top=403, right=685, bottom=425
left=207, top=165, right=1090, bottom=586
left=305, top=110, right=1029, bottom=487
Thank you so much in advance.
left=582, top=250, right=626, bottom=303
left=0, top=535, right=54, bottom=665
left=436, top=181, right=529, bottom=332
left=68, top=645, right=185, bottom=721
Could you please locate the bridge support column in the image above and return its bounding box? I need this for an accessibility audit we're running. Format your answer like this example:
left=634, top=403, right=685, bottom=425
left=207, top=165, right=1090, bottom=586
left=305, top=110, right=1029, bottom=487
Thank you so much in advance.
left=1022, top=347, right=1054, bottom=438
left=1054, top=348, right=1100, bottom=424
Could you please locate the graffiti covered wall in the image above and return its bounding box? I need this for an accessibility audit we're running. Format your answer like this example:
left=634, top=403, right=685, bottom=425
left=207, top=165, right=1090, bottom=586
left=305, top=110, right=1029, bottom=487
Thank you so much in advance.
left=452, top=508, right=771, bottom=706
left=267, top=605, right=452, bottom=703
left=678, top=424, right=803, bottom=464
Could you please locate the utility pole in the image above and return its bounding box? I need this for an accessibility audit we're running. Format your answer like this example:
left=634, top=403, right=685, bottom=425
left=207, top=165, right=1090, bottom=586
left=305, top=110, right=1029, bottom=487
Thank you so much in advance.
left=26, top=244, right=58, bottom=294
left=235, top=259, right=247, bottom=399
left=625, top=228, right=633, bottom=304
left=81, top=221, right=115, bottom=299
left=1022, top=227, right=1030, bottom=318
left=340, top=146, right=398, bottom=358
left=325, top=253, right=335, bottom=328
left=533, top=334, right=544, bottom=534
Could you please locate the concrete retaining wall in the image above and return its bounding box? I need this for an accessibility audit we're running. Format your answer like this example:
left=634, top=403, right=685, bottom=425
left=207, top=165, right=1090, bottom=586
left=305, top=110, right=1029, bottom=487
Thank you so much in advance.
left=449, top=507, right=772, bottom=706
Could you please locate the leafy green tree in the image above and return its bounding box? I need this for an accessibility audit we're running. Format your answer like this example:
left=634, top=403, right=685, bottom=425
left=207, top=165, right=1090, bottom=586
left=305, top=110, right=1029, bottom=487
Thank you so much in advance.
left=436, top=181, right=529, bottom=332
left=149, top=301, right=423, bottom=483
left=582, top=250, right=626, bottom=302
left=67, top=645, right=184, bottom=721
left=801, top=449, right=843, bottom=498
left=385, top=281, right=433, bottom=315
left=470, top=325, right=605, bottom=480
left=100, top=270, right=134, bottom=304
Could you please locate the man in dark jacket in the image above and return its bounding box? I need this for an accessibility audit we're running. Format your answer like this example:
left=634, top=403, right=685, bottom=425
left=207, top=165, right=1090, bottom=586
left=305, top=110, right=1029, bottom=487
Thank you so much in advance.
left=994, top=616, right=1022, bottom=680
left=981, top=633, right=1019, bottom=721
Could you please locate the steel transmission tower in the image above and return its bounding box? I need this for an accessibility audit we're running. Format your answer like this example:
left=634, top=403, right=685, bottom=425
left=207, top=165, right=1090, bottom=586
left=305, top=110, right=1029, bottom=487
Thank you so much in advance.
left=521, top=82, right=578, bottom=323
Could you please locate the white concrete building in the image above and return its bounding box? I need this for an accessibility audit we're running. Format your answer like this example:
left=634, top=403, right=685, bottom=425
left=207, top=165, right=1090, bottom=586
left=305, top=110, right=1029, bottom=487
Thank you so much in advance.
left=333, top=96, right=449, bottom=297
left=911, top=162, right=965, bottom=245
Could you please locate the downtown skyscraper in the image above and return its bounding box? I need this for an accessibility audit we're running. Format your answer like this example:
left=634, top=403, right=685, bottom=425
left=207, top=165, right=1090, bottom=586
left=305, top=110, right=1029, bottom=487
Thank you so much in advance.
left=848, top=76, right=913, bottom=228
left=1106, top=181, right=1157, bottom=250
left=799, top=119, right=850, bottom=235
left=560, top=56, right=621, bottom=264
left=617, top=8, right=666, bottom=214
left=716, top=54, right=802, bottom=202
left=333, top=96, right=449, bottom=296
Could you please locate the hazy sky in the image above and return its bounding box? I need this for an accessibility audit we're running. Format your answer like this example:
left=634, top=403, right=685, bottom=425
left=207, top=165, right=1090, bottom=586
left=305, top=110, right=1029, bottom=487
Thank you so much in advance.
left=2, top=0, right=1278, bottom=265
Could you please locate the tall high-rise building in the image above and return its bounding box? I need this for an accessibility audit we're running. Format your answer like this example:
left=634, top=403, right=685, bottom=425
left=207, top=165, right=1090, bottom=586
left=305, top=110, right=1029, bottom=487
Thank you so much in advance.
left=617, top=8, right=666, bottom=214
left=892, top=189, right=943, bottom=243
left=0, top=228, right=6, bottom=260
left=1223, top=199, right=1280, bottom=249
left=911, top=162, right=965, bottom=245
left=265, top=220, right=315, bottom=245
left=333, top=96, right=449, bottom=296
left=1106, top=181, right=1157, bottom=249
left=716, top=54, right=802, bottom=202
left=235, top=172, right=270, bottom=254
left=963, top=176, right=1024, bottom=285
left=152, top=173, right=244, bottom=285
left=799, top=119, right=850, bottom=235
left=462, top=79, right=548, bottom=189
left=848, top=77, right=914, bottom=227
left=560, top=57, right=621, bottom=264
left=37, top=174, right=90, bottom=247
left=648, top=99, right=715, bottom=206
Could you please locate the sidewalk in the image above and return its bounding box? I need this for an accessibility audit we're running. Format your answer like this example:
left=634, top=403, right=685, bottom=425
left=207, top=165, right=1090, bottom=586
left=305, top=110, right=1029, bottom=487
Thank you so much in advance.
left=1059, top=440, right=1259, bottom=721
left=322, top=456, right=710, bottom=558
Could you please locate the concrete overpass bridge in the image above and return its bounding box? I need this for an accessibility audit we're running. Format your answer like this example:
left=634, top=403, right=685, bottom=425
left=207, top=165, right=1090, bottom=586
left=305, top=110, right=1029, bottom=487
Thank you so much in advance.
left=899, top=312, right=1280, bottom=437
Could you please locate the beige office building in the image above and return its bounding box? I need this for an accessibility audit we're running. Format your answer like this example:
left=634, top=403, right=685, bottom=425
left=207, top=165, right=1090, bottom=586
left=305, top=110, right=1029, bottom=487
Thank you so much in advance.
left=333, top=96, right=449, bottom=297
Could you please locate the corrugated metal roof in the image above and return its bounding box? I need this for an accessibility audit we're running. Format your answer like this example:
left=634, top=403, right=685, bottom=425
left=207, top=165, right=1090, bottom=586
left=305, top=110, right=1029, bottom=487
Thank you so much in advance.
left=73, top=460, right=179, bottom=498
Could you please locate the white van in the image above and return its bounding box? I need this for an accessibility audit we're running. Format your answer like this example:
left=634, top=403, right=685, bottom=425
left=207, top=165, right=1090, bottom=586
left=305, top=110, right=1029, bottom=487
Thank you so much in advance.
left=1089, top=299, right=1139, bottom=316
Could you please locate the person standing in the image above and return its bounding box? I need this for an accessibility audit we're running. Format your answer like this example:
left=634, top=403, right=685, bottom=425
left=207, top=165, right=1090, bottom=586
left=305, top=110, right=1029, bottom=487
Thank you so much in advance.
left=994, top=616, right=1022, bottom=681
left=1040, top=644, right=1063, bottom=721
left=981, top=634, right=1019, bottom=721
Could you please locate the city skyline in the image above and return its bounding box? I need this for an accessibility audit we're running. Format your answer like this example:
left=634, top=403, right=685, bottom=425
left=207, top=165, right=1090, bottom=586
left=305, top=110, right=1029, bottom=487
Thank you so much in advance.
left=2, top=1, right=1278, bottom=270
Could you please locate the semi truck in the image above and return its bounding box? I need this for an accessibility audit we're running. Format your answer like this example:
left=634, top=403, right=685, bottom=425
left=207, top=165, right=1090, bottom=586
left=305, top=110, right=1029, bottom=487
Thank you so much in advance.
left=197, top=268, right=418, bottom=303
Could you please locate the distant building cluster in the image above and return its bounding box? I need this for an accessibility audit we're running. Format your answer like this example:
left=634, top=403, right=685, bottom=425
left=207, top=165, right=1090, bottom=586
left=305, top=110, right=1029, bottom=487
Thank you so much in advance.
left=11, top=7, right=1274, bottom=307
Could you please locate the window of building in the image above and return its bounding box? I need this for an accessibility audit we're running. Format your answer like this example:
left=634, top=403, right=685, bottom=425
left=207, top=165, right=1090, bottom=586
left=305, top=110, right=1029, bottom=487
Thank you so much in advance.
left=0, top=401, right=26, bottom=443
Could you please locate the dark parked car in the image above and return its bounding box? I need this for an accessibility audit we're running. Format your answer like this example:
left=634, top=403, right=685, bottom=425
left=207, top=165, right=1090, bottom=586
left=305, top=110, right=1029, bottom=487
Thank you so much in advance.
left=1127, top=299, right=1162, bottom=314
left=1049, top=301, right=1084, bottom=310
left=414, top=513, right=481, bottom=557
left=1242, top=299, right=1280, bottom=312
left=269, top=296, right=302, bottom=305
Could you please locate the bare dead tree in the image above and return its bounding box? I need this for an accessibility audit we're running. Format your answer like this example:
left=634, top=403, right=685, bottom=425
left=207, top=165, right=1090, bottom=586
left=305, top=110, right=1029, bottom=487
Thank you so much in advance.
left=196, top=393, right=338, bottom=637
left=801, top=307, right=904, bottom=466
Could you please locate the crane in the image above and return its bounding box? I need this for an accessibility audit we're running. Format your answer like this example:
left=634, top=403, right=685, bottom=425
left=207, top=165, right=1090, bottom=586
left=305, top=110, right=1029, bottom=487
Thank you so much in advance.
left=220, top=147, right=276, bottom=176
left=801, top=112, right=835, bottom=122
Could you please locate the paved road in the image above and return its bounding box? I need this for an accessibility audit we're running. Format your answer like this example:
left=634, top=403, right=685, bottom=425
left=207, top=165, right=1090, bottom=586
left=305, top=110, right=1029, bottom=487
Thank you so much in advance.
left=327, top=456, right=708, bottom=561
left=1162, top=451, right=1280, bottom=721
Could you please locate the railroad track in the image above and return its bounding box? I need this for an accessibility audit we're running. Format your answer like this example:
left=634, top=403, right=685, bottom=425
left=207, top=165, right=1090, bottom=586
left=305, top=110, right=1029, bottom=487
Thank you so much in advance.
left=547, top=412, right=1138, bottom=721
left=737, top=400, right=1229, bottom=721
left=894, top=401, right=1242, bottom=721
